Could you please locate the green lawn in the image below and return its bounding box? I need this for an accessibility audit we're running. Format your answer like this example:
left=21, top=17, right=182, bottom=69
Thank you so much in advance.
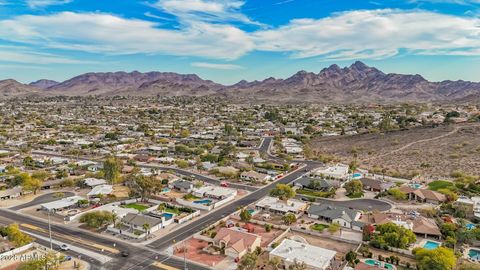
left=123, top=203, right=149, bottom=211
left=428, top=180, right=454, bottom=191
left=310, top=223, right=330, bottom=232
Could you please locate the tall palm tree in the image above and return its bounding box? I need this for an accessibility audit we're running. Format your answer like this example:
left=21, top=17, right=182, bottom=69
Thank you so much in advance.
left=142, top=223, right=151, bottom=240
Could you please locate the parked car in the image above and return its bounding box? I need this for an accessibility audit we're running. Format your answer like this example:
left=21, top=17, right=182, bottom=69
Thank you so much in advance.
left=121, top=250, right=129, bottom=257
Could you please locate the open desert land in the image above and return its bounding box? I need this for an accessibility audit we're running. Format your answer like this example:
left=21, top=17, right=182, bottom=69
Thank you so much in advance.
left=309, top=122, right=480, bottom=179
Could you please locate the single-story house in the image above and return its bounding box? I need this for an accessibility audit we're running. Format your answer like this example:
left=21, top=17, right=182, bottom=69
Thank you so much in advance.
left=192, top=186, right=237, bottom=200
left=212, top=227, right=261, bottom=259
left=307, top=203, right=364, bottom=231
left=84, top=178, right=107, bottom=188
left=367, top=212, right=442, bottom=239
left=398, top=186, right=446, bottom=204
left=0, top=186, right=23, bottom=200
left=87, top=184, right=113, bottom=198
left=41, top=179, right=65, bottom=190
left=359, top=178, right=394, bottom=192
left=169, top=180, right=194, bottom=193
left=40, top=196, right=85, bottom=212
left=294, top=177, right=340, bottom=191
left=120, top=213, right=165, bottom=234
left=255, top=196, right=307, bottom=215
left=240, top=171, right=271, bottom=182
left=269, top=239, right=337, bottom=270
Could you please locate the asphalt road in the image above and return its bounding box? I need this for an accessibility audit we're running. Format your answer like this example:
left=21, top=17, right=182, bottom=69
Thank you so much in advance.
left=298, top=196, right=392, bottom=212
left=10, top=191, right=75, bottom=210
left=0, top=209, right=209, bottom=270
left=139, top=164, right=259, bottom=192
left=146, top=162, right=317, bottom=251
left=1, top=137, right=322, bottom=269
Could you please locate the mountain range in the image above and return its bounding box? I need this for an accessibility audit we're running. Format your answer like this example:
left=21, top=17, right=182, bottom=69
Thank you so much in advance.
left=2, top=61, right=480, bottom=103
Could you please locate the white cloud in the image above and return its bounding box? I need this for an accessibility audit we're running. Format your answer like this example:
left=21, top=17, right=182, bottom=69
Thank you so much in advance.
left=26, top=0, right=72, bottom=8
left=152, top=0, right=262, bottom=26
left=1, top=9, right=480, bottom=62
left=191, top=62, right=243, bottom=70
left=0, top=12, right=254, bottom=60
left=0, top=45, right=94, bottom=64
left=253, top=9, right=480, bottom=59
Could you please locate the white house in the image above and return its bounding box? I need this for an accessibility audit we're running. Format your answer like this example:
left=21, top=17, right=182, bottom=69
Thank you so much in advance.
left=269, top=239, right=337, bottom=270
left=192, top=186, right=237, bottom=200
left=87, top=184, right=113, bottom=198
left=255, top=196, right=307, bottom=215
left=313, top=164, right=350, bottom=179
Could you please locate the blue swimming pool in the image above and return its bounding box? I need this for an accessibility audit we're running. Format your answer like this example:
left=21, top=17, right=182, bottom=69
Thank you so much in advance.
left=247, top=209, right=255, bottom=215
left=161, top=188, right=170, bottom=193
left=162, top=213, right=173, bottom=219
left=194, top=199, right=212, bottom=205
left=423, top=241, right=440, bottom=250
left=410, top=183, right=422, bottom=189
left=468, top=249, right=480, bottom=260
left=466, top=223, right=476, bottom=230
left=364, top=259, right=395, bottom=270
left=352, top=173, right=362, bottom=178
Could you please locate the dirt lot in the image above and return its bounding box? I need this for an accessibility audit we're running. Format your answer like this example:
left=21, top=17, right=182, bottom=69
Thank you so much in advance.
left=309, top=123, right=480, bottom=179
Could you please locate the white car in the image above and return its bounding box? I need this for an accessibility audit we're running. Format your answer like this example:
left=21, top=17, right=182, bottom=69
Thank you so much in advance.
left=60, top=244, right=70, bottom=251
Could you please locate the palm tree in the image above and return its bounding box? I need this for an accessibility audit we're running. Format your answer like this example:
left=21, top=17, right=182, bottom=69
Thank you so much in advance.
left=142, top=223, right=151, bottom=240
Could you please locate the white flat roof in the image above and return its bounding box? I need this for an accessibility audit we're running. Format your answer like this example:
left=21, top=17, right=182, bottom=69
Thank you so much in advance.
left=256, top=196, right=307, bottom=213
left=194, top=186, right=236, bottom=197
left=270, top=239, right=336, bottom=270
left=84, top=178, right=107, bottom=187
left=87, top=185, right=113, bottom=196
left=41, top=196, right=85, bottom=211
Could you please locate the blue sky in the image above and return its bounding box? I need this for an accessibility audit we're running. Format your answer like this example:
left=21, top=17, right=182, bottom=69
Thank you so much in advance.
left=0, top=0, right=480, bottom=84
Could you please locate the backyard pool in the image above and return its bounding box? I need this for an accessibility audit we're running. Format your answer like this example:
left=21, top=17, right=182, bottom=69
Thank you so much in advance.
left=352, top=173, right=362, bottom=179
left=409, top=183, right=422, bottom=189
left=468, top=248, right=480, bottom=260
left=160, top=188, right=170, bottom=193
left=364, top=259, right=396, bottom=270
left=193, top=199, right=212, bottom=205
left=161, top=213, right=174, bottom=219
left=247, top=209, right=255, bottom=215
left=423, top=240, right=440, bottom=250
left=466, top=223, right=476, bottom=230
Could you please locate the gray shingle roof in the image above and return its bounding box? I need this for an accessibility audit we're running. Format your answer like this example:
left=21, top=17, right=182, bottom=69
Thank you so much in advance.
left=307, top=203, right=360, bottom=222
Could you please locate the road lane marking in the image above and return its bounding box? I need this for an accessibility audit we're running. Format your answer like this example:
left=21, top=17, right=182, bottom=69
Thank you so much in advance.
left=20, top=223, right=120, bottom=254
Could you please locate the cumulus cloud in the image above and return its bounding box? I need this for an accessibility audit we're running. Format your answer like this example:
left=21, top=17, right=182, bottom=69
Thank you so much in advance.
left=253, top=9, right=480, bottom=59
left=0, top=12, right=254, bottom=60
left=191, top=62, right=243, bottom=70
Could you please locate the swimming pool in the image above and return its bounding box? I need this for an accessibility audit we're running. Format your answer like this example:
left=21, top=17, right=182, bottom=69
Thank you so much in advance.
left=423, top=240, right=440, bottom=250
left=194, top=199, right=212, bottom=205
left=410, top=183, right=422, bottom=189
left=162, top=213, right=174, bottom=219
left=466, top=223, right=476, bottom=230
left=161, top=188, right=170, bottom=193
left=364, top=259, right=395, bottom=270
left=247, top=209, right=255, bottom=215
left=468, top=249, right=480, bottom=260
left=352, top=173, right=362, bottom=178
